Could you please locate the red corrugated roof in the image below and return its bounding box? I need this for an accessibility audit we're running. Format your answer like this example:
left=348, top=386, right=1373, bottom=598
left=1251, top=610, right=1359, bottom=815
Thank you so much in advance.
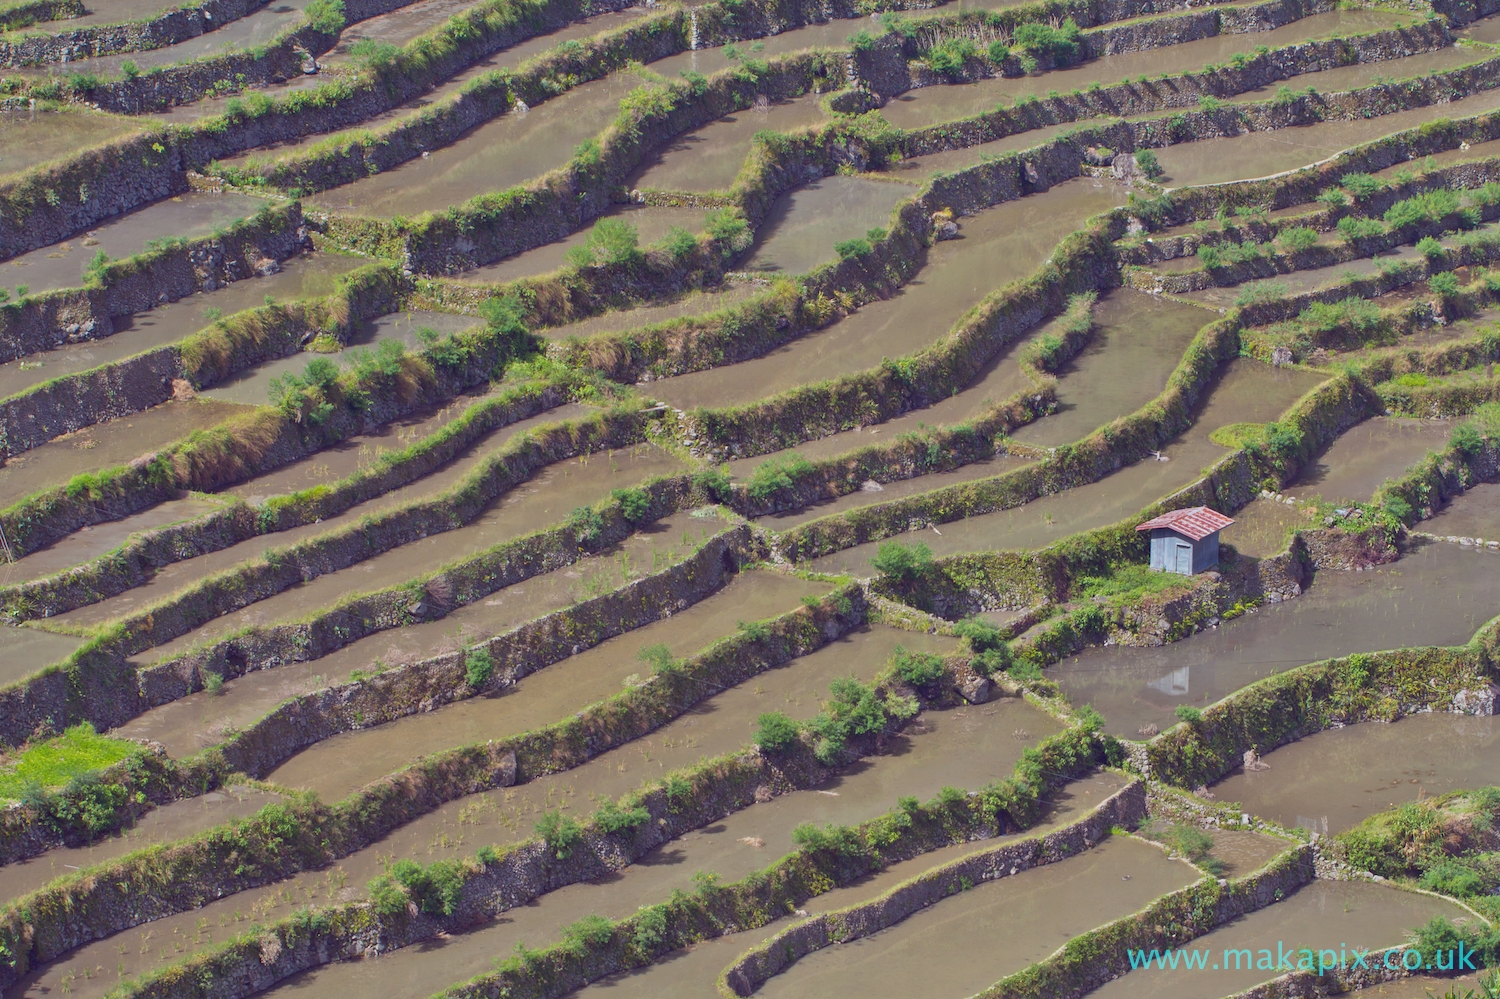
left=1135, top=506, right=1234, bottom=541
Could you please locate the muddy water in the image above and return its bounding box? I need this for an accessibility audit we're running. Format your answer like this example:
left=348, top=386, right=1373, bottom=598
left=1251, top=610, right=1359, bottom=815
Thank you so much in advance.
left=453, top=205, right=706, bottom=286
left=651, top=19, right=870, bottom=80
left=535, top=281, right=763, bottom=341
left=1285, top=416, right=1452, bottom=506
left=757, top=835, right=1197, bottom=999
left=877, top=122, right=1077, bottom=183
left=1229, top=43, right=1489, bottom=105
left=1180, top=242, right=1427, bottom=307
left=198, top=309, right=477, bottom=406
left=575, top=772, right=1134, bottom=999
left=726, top=319, right=1043, bottom=476
left=1213, top=713, right=1500, bottom=835
left=320, top=0, right=479, bottom=65
left=809, top=435, right=1223, bottom=573
left=0, top=253, right=365, bottom=403
left=1053, top=541, right=1500, bottom=737
left=648, top=178, right=1128, bottom=411
left=0, top=108, right=140, bottom=182
left=0, top=191, right=269, bottom=296
left=258, top=697, right=1070, bottom=999
left=810, top=356, right=1319, bottom=572
left=1423, top=482, right=1500, bottom=539
left=11, top=625, right=960, bottom=999
left=1152, top=85, right=1500, bottom=187
left=0, top=497, right=224, bottom=586
left=876, top=10, right=1405, bottom=131
left=222, top=388, right=497, bottom=502
left=1009, top=290, right=1209, bottom=448
left=0, top=625, right=83, bottom=686
left=42, top=0, right=199, bottom=29
left=305, top=70, right=645, bottom=219
left=130, top=443, right=687, bottom=664
left=51, top=401, right=593, bottom=631
left=0, top=398, right=247, bottom=510
left=1203, top=828, right=1289, bottom=878
left=0, top=785, right=280, bottom=904
left=630, top=95, right=828, bottom=193
left=111, top=510, right=721, bottom=758
left=15, top=0, right=312, bottom=81
left=755, top=456, right=1035, bottom=530
left=1374, top=136, right=1500, bottom=180
left=1086, top=880, right=1472, bottom=999
left=742, top=176, right=914, bottom=276
left=265, top=567, right=829, bottom=799
left=213, top=7, right=648, bottom=160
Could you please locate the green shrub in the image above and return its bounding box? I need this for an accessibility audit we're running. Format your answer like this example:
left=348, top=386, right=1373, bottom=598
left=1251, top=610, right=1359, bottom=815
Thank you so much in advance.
left=1197, top=245, right=1223, bottom=270
left=1277, top=227, right=1318, bottom=253
left=305, top=0, right=345, bottom=33
left=925, top=36, right=977, bottom=76
left=637, top=643, right=681, bottom=676
left=870, top=540, right=932, bottom=583
left=536, top=810, right=583, bottom=858
left=1385, top=188, right=1460, bottom=228
left=1174, top=704, right=1203, bottom=724
left=1417, top=235, right=1446, bottom=260
left=348, top=37, right=400, bottom=70
left=661, top=226, right=698, bottom=259
left=561, top=914, right=614, bottom=954
left=1340, top=173, right=1382, bottom=200
left=705, top=207, right=753, bottom=258
left=1134, top=149, right=1163, bottom=179
left=692, top=466, right=732, bottom=503
left=1013, top=18, right=1081, bottom=64
left=953, top=616, right=1004, bottom=652
left=594, top=799, right=650, bottom=833
left=611, top=486, right=651, bottom=521
left=987, top=40, right=1010, bottom=62
left=368, top=857, right=465, bottom=917
left=464, top=648, right=494, bottom=688
left=1336, top=215, right=1384, bottom=242
left=835, top=237, right=874, bottom=259
left=890, top=645, right=945, bottom=686
left=744, top=452, right=813, bottom=502
left=973, top=645, right=1013, bottom=677
left=567, top=505, right=604, bottom=543
left=754, top=711, right=800, bottom=751
left=566, top=218, right=640, bottom=269
left=792, top=821, right=862, bottom=855
left=1430, top=270, right=1461, bottom=297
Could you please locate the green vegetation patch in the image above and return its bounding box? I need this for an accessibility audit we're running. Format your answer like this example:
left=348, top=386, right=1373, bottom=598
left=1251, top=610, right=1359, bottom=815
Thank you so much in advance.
left=0, top=723, right=136, bottom=801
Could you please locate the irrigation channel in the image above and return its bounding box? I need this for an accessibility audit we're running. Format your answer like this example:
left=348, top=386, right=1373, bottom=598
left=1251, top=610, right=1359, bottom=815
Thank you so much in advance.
left=5, top=0, right=1500, bottom=997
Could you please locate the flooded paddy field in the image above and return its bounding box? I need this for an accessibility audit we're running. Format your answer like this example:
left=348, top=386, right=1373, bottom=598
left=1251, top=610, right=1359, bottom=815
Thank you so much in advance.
left=649, top=177, right=1127, bottom=412
left=756, top=835, right=1197, bottom=999
left=11, top=7, right=1500, bottom=998
left=1086, top=880, right=1471, bottom=999
left=0, top=108, right=142, bottom=181
left=877, top=9, right=1408, bottom=130
left=11, top=0, right=314, bottom=81
left=0, top=252, right=365, bottom=403
left=1053, top=542, right=1499, bottom=737
left=118, top=442, right=687, bottom=661
left=0, top=396, right=247, bottom=507
left=303, top=70, right=647, bottom=219
left=809, top=355, right=1322, bottom=573
left=1212, top=712, right=1500, bottom=835
left=0, top=191, right=270, bottom=296
left=1153, top=85, right=1500, bottom=186
left=48, top=398, right=593, bottom=631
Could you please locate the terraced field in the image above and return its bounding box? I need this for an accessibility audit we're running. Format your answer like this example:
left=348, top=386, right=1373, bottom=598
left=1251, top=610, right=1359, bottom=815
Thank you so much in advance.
left=4, top=0, right=1500, bottom=997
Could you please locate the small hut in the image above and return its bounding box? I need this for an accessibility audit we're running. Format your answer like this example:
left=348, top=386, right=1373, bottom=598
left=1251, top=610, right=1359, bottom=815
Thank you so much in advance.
left=1135, top=506, right=1234, bottom=576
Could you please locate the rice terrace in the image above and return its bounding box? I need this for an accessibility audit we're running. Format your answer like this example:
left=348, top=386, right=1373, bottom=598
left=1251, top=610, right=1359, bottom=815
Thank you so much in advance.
left=7, top=0, right=1500, bottom=995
